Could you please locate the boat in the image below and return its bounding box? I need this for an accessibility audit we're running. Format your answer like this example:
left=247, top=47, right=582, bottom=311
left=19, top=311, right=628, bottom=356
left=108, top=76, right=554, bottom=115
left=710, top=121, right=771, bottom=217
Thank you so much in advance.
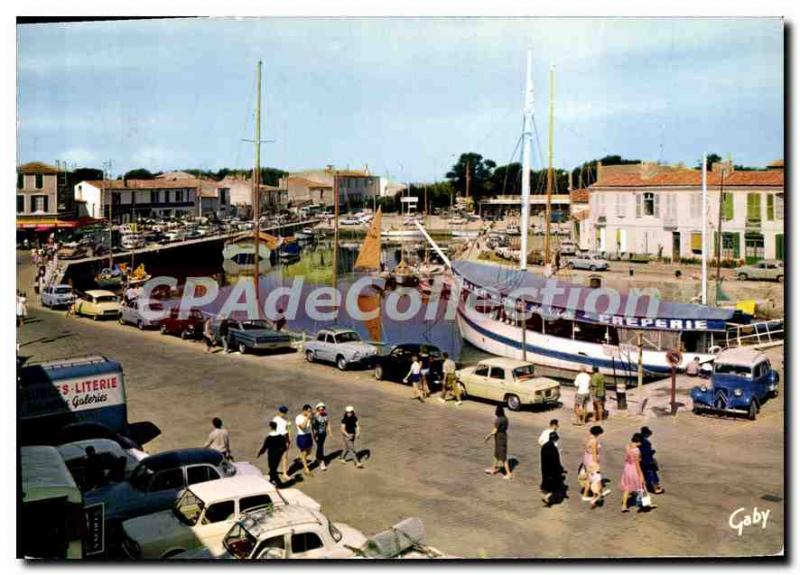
left=450, top=230, right=479, bottom=239
left=381, top=229, right=422, bottom=239
left=278, top=241, right=301, bottom=263
left=222, top=231, right=277, bottom=262
left=95, top=264, right=125, bottom=288
left=125, top=264, right=152, bottom=287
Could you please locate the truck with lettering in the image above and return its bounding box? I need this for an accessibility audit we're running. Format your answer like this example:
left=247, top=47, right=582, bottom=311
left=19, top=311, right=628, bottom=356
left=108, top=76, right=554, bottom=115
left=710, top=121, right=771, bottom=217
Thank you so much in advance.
left=18, top=355, right=129, bottom=445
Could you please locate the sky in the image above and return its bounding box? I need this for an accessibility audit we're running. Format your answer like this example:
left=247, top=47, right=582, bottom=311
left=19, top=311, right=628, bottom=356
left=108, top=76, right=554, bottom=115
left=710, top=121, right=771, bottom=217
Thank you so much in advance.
left=16, top=17, right=784, bottom=182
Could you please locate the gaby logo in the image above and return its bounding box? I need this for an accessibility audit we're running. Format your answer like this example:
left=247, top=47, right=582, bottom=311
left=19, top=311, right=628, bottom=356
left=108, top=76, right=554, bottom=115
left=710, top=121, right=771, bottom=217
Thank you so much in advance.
left=729, top=507, right=770, bottom=536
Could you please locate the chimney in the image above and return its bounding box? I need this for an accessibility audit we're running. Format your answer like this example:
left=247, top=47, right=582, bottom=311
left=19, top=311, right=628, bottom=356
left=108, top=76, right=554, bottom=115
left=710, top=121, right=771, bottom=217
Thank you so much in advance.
left=711, top=160, right=734, bottom=176
left=640, top=161, right=659, bottom=180
left=595, top=161, right=602, bottom=184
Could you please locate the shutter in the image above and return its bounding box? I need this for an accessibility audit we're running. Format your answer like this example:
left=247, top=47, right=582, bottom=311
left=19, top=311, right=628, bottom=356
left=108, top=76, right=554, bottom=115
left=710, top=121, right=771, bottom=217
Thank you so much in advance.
left=653, top=193, right=661, bottom=217
left=766, top=194, right=775, bottom=221
left=732, top=232, right=741, bottom=259
left=691, top=232, right=702, bottom=252
left=43, top=195, right=49, bottom=213
left=723, top=192, right=734, bottom=220
left=635, top=193, right=642, bottom=218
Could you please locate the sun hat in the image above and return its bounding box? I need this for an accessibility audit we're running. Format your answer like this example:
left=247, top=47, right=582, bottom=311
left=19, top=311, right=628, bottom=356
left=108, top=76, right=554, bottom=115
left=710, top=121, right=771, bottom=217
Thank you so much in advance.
left=345, top=405, right=355, bottom=412
left=315, top=402, right=326, bottom=409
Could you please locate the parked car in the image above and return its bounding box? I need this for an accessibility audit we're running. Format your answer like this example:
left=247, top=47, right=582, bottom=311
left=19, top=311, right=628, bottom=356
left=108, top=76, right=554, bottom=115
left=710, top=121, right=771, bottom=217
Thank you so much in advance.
left=214, top=319, right=293, bottom=354
left=456, top=358, right=561, bottom=411
left=373, top=344, right=444, bottom=389
left=40, top=284, right=75, bottom=308
left=121, top=475, right=321, bottom=559
left=74, top=290, right=121, bottom=320
left=84, top=448, right=261, bottom=550
left=160, top=307, right=206, bottom=339
left=558, top=239, right=578, bottom=256
left=304, top=327, right=379, bottom=370
left=54, top=421, right=146, bottom=456
left=119, top=298, right=165, bottom=330
left=566, top=252, right=610, bottom=271
left=57, top=438, right=142, bottom=492
left=734, top=260, right=784, bottom=282
left=690, top=348, right=780, bottom=420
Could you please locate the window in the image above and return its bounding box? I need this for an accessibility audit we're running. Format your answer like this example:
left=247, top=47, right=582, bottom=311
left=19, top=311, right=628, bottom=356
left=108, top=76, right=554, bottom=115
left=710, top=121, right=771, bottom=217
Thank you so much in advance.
left=723, top=192, right=734, bottom=221
left=186, top=464, right=221, bottom=485
left=775, top=194, right=784, bottom=220
left=203, top=500, right=235, bottom=524
left=474, top=365, right=489, bottom=377
left=325, top=334, right=335, bottom=344
left=766, top=194, right=775, bottom=221
left=17, top=173, right=23, bottom=189
left=744, top=232, right=765, bottom=264
left=290, top=532, right=324, bottom=554
left=150, top=468, right=185, bottom=491
left=254, top=536, right=286, bottom=558
left=689, top=192, right=701, bottom=217
left=150, top=191, right=157, bottom=203
left=715, top=231, right=740, bottom=259
left=595, top=194, right=606, bottom=217
left=489, top=367, right=505, bottom=380
left=32, top=195, right=49, bottom=213
left=316, top=333, right=327, bottom=342
left=643, top=192, right=655, bottom=216
left=17, top=195, right=24, bottom=213
left=634, top=193, right=641, bottom=218
left=35, top=173, right=43, bottom=189
left=615, top=194, right=625, bottom=218
left=165, top=190, right=171, bottom=203
left=239, top=494, right=273, bottom=513
left=746, top=193, right=761, bottom=222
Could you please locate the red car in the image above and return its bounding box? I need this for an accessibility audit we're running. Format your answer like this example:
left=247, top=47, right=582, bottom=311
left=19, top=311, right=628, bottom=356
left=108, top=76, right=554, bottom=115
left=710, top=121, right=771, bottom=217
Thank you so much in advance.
left=159, top=308, right=206, bottom=339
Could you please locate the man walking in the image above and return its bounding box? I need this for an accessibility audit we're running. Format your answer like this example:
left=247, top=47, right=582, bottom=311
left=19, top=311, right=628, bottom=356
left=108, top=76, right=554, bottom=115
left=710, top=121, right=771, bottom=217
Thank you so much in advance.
left=591, top=366, right=606, bottom=422
left=312, top=402, right=330, bottom=471
left=294, top=404, right=314, bottom=476
left=440, top=352, right=459, bottom=404
left=340, top=406, right=364, bottom=468
left=272, top=406, right=292, bottom=479
left=573, top=367, right=591, bottom=425
left=219, top=318, right=230, bottom=353
left=202, top=316, right=215, bottom=353
left=203, top=417, right=232, bottom=460
left=257, top=421, right=287, bottom=485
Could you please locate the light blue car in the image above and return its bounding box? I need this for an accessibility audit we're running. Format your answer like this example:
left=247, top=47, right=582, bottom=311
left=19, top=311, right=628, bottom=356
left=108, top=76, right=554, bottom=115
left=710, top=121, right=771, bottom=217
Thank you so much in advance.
left=40, top=284, right=75, bottom=308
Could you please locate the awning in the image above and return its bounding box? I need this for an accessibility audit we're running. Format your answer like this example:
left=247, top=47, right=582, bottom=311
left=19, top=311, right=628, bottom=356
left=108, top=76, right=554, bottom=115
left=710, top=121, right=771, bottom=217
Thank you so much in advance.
left=17, top=216, right=103, bottom=230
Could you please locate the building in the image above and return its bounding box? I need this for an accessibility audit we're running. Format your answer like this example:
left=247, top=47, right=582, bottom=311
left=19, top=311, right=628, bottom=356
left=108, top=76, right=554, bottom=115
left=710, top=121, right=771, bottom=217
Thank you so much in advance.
left=16, top=162, right=76, bottom=233
left=74, top=178, right=199, bottom=223
left=569, top=187, right=591, bottom=245
left=587, top=160, right=784, bottom=262
left=156, top=172, right=232, bottom=219
left=478, top=194, right=571, bottom=220
left=280, top=168, right=384, bottom=210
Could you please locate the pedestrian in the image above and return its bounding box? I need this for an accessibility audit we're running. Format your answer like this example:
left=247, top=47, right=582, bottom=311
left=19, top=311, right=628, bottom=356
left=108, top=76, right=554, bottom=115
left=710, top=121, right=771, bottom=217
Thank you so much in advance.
left=272, top=406, right=292, bottom=479
left=339, top=406, right=364, bottom=468
left=540, top=431, right=566, bottom=506
left=538, top=419, right=560, bottom=447
left=203, top=417, right=232, bottom=460
left=685, top=356, right=701, bottom=377
left=219, top=318, right=230, bottom=353
left=639, top=426, right=664, bottom=494
left=16, top=292, right=28, bottom=327
left=202, top=316, right=215, bottom=353
left=312, top=402, right=330, bottom=471
left=403, top=355, right=424, bottom=402
left=580, top=425, right=604, bottom=501
left=257, top=421, right=287, bottom=485
left=620, top=432, right=655, bottom=512
left=484, top=405, right=513, bottom=480
left=294, top=404, right=315, bottom=476
left=573, top=366, right=591, bottom=425
left=275, top=307, right=287, bottom=332
left=590, top=366, right=606, bottom=422
left=440, top=352, right=459, bottom=404
left=419, top=346, right=431, bottom=397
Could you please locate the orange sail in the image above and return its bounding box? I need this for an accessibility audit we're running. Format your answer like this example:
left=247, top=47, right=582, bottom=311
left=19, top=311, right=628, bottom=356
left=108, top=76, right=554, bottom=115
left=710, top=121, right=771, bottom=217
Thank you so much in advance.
left=358, top=292, right=382, bottom=343
left=354, top=207, right=382, bottom=271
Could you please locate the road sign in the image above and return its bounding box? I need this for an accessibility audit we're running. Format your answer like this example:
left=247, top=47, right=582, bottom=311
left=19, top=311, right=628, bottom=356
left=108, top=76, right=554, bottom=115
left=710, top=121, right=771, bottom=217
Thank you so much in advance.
left=666, top=349, right=683, bottom=366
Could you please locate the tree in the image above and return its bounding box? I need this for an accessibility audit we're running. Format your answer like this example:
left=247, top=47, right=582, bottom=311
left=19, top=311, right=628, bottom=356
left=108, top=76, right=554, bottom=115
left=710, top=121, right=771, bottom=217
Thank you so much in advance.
left=122, top=168, right=155, bottom=180
left=69, top=167, right=104, bottom=185
left=570, top=155, right=640, bottom=188
left=445, top=153, right=496, bottom=203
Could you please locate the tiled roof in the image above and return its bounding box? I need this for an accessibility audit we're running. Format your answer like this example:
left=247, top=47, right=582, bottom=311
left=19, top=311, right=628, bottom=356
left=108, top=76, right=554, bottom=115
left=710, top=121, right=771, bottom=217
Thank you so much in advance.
left=569, top=188, right=589, bottom=203
left=287, top=177, right=333, bottom=188
left=17, top=161, right=60, bottom=174
left=80, top=179, right=199, bottom=190
left=593, top=164, right=783, bottom=188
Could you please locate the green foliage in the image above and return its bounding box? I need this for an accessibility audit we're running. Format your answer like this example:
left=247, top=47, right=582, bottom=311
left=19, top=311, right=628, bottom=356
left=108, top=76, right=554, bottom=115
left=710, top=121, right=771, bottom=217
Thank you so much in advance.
left=570, top=155, right=640, bottom=189
left=446, top=153, right=496, bottom=200
left=122, top=168, right=155, bottom=180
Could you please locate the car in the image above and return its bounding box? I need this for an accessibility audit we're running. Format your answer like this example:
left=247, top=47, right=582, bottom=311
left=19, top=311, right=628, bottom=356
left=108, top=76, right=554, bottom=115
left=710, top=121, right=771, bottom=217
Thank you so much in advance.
left=40, top=284, right=75, bottom=308
left=558, top=239, right=578, bottom=256
left=121, top=475, right=321, bottom=559
left=734, top=260, right=784, bottom=282
left=566, top=252, right=610, bottom=271
left=456, top=358, right=561, bottom=411
left=304, top=327, right=379, bottom=370
left=373, top=344, right=444, bottom=389
left=119, top=298, right=165, bottom=330
left=57, top=438, right=143, bottom=492
left=84, top=448, right=261, bottom=549
left=690, top=348, right=780, bottom=420
left=74, top=289, right=121, bottom=320
left=55, top=421, right=146, bottom=455
left=160, top=307, right=206, bottom=339
left=340, top=218, right=362, bottom=226
left=214, top=319, right=294, bottom=354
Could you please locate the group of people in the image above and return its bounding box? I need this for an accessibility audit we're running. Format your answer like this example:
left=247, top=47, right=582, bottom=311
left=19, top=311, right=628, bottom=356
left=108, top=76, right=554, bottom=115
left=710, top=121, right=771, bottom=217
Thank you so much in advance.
left=403, top=351, right=462, bottom=405
left=204, top=404, right=366, bottom=486
left=573, top=365, right=607, bottom=425
left=485, top=410, right=664, bottom=513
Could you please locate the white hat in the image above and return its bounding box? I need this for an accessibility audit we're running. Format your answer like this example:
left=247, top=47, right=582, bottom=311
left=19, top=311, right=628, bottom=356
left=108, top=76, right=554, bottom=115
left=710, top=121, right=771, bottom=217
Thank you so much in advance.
left=315, top=402, right=326, bottom=409
left=345, top=405, right=355, bottom=412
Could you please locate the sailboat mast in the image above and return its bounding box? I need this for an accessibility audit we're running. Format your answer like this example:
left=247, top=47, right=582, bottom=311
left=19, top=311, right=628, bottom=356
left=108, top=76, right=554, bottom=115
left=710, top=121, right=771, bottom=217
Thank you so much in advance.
left=701, top=152, right=708, bottom=305
left=544, top=65, right=555, bottom=265
left=253, top=60, right=262, bottom=316
left=519, top=49, right=534, bottom=271
left=332, top=170, right=339, bottom=289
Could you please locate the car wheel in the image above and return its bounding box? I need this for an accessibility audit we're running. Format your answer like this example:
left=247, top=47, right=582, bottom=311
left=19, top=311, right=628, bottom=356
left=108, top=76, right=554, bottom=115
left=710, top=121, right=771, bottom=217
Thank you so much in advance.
left=118, top=315, right=125, bottom=325
left=306, top=350, right=315, bottom=363
left=374, top=364, right=384, bottom=380
left=336, top=355, right=348, bottom=371
left=506, top=394, right=521, bottom=411
left=180, top=329, right=189, bottom=339
left=137, top=320, right=144, bottom=330
left=567, top=262, right=574, bottom=269
left=589, top=265, right=597, bottom=271
left=160, top=323, right=168, bottom=334
left=238, top=342, right=248, bottom=354
left=776, top=275, right=784, bottom=283
left=458, top=382, right=468, bottom=399
left=738, top=273, right=748, bottom=281
left=93, top=314, right=100, bottom=321
left=747, top=400, right=758, bottom=421
left=691, top=403, right=700, bottom=415
left=770, top=388, right=779, bottom=398
left=162, top=549, right=185, bottom=559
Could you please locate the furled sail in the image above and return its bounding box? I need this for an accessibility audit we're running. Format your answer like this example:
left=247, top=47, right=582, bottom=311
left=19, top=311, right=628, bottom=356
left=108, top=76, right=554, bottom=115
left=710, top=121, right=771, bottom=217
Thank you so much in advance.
left=354, top=207, right=383, bottom=271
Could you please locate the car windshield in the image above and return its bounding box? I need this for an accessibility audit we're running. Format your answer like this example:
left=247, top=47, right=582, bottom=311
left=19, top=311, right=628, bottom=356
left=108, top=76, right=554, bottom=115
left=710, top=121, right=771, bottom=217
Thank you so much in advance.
left=95, top=295, right=118, bottom=303
left=513, top=365, right=536, bottom=380
left=335, top=331, right=361, bottom=343
left=55, top=287, right=72, bottom=294
left=714, top=363, right=754, bottom=378
left=223, top=523, right=258, bottom=559
left=129, top=464, right=154, bottom=490
left=241, top=320, right=271, bottom=330
left=174, top=489, right=204, bottom=526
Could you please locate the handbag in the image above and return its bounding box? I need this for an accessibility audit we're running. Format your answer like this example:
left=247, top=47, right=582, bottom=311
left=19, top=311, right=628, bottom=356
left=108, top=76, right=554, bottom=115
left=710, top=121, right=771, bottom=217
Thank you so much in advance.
left=639, top=490, right=652, bottom=508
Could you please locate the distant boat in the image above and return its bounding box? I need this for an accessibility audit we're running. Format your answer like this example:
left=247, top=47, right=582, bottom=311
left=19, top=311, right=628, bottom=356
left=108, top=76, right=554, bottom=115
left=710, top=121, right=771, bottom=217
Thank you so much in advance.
left=278, top=241, right=301, bottom=263
left=451, top=230, right=479, bottom=239
left=222, top=231, right=278, bottom=263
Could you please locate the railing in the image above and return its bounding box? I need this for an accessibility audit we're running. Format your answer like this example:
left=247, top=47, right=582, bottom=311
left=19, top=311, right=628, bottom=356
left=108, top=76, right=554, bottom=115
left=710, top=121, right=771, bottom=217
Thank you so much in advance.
left=725, top=320, right=784, bottom=349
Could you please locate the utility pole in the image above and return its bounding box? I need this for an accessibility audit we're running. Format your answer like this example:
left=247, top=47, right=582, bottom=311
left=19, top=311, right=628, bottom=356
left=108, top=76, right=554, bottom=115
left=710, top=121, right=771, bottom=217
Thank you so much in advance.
left=544, top=65, right=555, bottom=265
left=714, top=157, right=727, bottom=304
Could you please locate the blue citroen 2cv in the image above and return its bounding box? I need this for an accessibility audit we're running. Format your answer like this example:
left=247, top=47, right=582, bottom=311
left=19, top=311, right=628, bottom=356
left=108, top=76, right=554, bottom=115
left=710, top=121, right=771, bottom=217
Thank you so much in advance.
left=690, top=348, right=779, bottom=420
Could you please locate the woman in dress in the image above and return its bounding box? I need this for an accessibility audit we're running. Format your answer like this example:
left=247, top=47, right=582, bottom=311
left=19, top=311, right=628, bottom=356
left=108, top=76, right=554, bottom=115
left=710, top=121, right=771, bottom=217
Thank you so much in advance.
left=581, top=426, right=604, bottom=501
left=540, top=431, right=566, bottom=505
left=639, top=426, right=664, bottom=494
left=620, top=432, right=656, bottom=512
left=484, top=406, right=512, bottom=480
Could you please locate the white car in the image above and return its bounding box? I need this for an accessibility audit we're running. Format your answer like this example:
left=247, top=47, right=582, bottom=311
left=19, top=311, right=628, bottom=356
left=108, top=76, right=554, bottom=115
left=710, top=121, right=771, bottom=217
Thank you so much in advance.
left=304, top=327, right=379, bottom=370
left=57, top=438, right=145, bottom=491
left=121, top=475, right=320, bottom=559
left=41, top=284, right=75, bottom=308
left=456, top=358, right=561, bottom=411
left=119, top=298, right=165, bottom=330
left=566, top=252, right=610, bottom=271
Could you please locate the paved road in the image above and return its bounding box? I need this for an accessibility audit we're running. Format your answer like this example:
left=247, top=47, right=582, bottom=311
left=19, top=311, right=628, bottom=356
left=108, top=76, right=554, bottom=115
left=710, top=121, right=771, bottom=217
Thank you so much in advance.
left=17, top=259, right=784, bottom=558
